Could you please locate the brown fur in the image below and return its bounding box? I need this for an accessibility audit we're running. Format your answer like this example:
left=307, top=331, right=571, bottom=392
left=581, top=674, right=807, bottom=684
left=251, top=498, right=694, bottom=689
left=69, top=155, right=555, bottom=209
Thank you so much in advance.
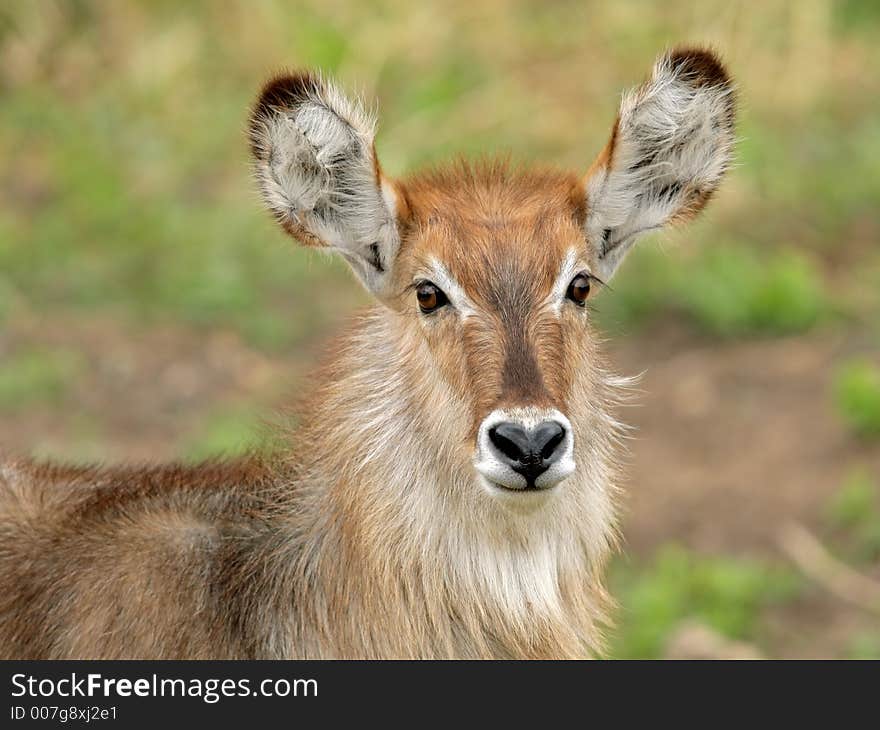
left=395, top=161, right=589, bottom=430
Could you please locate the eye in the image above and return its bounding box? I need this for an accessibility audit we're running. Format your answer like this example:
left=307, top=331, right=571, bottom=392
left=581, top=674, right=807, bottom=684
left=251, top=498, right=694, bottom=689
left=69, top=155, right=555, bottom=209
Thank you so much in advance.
left=566, top=272, right=592, bottom=307
left=416, top=281, right=449, bottom=314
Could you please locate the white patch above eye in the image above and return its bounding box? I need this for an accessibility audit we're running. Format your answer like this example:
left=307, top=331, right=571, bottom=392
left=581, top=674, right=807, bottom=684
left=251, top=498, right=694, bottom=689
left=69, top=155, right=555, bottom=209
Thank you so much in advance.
left=547, top=248, right=590, bottom=315
left=415, top=259, right=477, bottom=319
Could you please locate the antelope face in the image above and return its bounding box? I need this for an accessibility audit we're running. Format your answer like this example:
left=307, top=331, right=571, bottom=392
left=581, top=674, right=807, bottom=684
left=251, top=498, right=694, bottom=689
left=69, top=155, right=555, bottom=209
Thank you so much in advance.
left=390, top=168, right=593, bottom=497
left=249, top=47, right=735, bottom=505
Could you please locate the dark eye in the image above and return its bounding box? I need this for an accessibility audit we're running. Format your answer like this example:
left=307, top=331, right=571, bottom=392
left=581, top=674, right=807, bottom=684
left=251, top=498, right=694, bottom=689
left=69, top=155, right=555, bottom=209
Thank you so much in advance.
left=416, top=281, right=449, bottom=314
left=566, top=272, right=592, bottom=307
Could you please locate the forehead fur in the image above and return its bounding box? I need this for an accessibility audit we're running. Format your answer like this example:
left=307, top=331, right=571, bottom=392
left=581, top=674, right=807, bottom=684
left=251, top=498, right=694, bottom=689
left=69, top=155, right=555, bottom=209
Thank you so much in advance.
left=397, top=160, right=590, bottom=295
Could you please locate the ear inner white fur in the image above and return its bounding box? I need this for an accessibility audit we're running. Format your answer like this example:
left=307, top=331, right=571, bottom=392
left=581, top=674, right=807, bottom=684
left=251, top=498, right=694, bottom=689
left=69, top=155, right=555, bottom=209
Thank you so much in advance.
left=585, top=48, right=735, bottom=281
left=249, top=74, right=400, bottom=295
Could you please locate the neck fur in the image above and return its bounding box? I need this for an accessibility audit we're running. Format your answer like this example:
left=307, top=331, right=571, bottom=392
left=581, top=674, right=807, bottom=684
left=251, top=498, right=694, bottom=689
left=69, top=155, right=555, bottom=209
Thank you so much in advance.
left=270, top=307, right=623, bottom=658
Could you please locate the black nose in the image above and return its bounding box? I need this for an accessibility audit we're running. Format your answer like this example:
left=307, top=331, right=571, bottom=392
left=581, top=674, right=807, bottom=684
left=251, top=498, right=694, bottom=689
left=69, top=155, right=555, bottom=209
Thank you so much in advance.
left=487, top=420, right=567, bottom=487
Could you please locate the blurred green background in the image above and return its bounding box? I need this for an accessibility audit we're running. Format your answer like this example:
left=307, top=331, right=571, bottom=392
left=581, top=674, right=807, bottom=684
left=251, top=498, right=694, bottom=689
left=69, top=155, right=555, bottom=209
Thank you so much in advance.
left=1, top=0, right=878, bottom=657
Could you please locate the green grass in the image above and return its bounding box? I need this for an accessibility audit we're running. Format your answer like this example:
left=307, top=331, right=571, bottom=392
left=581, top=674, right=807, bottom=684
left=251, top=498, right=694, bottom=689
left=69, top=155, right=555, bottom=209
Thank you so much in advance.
left=0, top=348, right=85, bottom=412
left=0, top=85, right=363, bottom=351
left=825, top=468, right=880, bottom=562
left=833, top=359, right=880, bottom=439
left=183, top=407, right=281, bottom=462
left=596, top=243, right=826, bottom=338
left=609, top=547, right=801, bottom=659
left=846, top=632, right=880, bottom=660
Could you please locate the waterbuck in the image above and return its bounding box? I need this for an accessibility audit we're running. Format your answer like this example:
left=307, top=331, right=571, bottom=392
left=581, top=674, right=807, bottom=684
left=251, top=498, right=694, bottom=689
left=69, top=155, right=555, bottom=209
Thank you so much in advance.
left=0, top=47, right=734, bottom=659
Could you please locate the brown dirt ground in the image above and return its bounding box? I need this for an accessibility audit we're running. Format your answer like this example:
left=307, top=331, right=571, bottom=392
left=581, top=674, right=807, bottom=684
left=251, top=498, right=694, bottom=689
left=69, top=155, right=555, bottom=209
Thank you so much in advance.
left=611, top=327, right=880, bottom=556
left=610, top=327, right=880, bottom=658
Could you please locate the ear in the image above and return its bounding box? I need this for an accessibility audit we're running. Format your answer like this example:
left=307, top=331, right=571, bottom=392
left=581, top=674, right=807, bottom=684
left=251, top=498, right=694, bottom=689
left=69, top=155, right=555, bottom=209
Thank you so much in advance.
left=584, top=47, right=736, bottom=281
left=248, top=72, right=403, bottom=296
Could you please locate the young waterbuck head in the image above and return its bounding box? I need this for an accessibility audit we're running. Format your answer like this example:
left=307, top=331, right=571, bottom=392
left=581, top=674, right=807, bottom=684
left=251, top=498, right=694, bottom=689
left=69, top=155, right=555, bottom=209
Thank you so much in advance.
left=248, top=47, right=734, bottom=510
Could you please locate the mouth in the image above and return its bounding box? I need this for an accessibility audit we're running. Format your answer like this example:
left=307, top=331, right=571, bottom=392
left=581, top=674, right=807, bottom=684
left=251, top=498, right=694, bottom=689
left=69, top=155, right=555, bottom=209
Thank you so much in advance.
left=483, top=479, right=560, bottom=494
left=475, top=474, right=567, bottom=510
left=475, top=468, right=572, bottom=504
